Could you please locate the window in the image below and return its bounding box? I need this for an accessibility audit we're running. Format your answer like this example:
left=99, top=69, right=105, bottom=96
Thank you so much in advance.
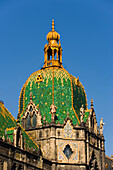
left=32, top=113, right=37, bottom=127
left=29, top=106, right=33, bottom=112
left=26, top=114, right=31, bottom=128
left=24, top=103, right=38, bottom=129
left=76, top=131, right=79, bottom=138
left=63, top=145, right=73, bottom=159
left=58, top=131, right=60, bottom=137
left=39, top=131, right=42, bottom=138
left=47, top=47, right=52, bottom=60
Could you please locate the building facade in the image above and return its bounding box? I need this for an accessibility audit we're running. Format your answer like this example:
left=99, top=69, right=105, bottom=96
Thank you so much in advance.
left=0, top=20, right=112, bottom=170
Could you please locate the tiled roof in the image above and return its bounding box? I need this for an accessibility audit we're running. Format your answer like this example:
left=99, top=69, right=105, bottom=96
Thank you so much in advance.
left=0, top=102, right=16, bottom=137
left=0, top=102, right=39, bottom=151
left=18, top=67, right=88, bottom=125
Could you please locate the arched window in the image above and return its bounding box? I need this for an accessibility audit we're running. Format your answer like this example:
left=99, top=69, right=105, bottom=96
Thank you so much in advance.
left=32, top=113, right=37, bottom=127
left=47, top=47, right=52, bottom=60
left=54, top=49, right=57, bottom=59
left=24, top=102, right=39, bottom=129
left=26, top=114, right=31, bottom=128
left=29, top=105, right=33, bottom=112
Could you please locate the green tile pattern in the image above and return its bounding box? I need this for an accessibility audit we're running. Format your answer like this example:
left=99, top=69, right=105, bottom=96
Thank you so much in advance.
left=0, top=102, right=16, bottom=137
left=6, top=129, right=14, bottom=142
left=0, top=103, right=38, bottom=150
left=71, top=75, right=87, bottom=119
left=19, top=67, right=88, bottom=125
left=19, top=68, right=53, bottom=123
left=83, top=111, right=90, bottom=122
left=54, top=68, right=79, bottom=125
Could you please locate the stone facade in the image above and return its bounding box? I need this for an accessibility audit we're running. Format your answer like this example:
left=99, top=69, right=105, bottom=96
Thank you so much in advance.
left=0, top=137, right=42, bottom=170
left=23, top=106, right=105, bottom=170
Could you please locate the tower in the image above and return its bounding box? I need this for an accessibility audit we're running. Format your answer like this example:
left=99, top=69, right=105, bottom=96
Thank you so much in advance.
left=18, top=20, right=105, bottom=170
left=43, top=20, right=62, bottom=68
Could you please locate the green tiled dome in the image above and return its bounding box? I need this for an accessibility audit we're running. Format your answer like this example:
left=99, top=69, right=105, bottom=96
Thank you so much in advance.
left=18, top=67, right=87, bottom=125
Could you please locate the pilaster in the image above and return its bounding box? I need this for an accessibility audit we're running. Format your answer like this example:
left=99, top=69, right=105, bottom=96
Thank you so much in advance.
left=50, top=126, right=56, bottom=161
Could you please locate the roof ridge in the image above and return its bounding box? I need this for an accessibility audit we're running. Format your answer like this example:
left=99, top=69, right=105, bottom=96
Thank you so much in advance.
left=0, top=103, right=16, bottom=125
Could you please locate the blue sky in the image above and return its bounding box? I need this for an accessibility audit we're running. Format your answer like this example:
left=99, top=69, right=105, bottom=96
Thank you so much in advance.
left=0, top=0, right=113, bottom=157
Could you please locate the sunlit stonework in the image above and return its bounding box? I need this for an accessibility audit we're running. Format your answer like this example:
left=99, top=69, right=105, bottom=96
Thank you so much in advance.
left=0, top=20, right=112, bottom=170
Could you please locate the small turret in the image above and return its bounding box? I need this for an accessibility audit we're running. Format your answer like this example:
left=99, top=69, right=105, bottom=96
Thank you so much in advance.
left=89, top=99, right=97, bottom=133
left=90, top=98, right=94, bottom=112
left=43, top=20, right=63, bottom=68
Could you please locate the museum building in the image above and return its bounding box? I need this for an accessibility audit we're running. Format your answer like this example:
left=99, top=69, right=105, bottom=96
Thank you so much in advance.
left=0, top=20, right=113, bottom=170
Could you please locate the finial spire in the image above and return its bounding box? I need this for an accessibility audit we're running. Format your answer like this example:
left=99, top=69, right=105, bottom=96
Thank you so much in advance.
left=52, top=20, right=54, bottom=31
left=90, top=98, right=94, bottom=112
left=91, top=98, right=93, bottom=108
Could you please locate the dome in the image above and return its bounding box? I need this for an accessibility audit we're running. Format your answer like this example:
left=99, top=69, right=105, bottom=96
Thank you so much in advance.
left=18, top=20, right=87, bottom=125
left=18, top=67, right=87, bottom=125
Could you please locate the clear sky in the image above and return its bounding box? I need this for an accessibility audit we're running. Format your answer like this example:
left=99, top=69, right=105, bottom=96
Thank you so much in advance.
left=0, top=0, right=113, bottom=157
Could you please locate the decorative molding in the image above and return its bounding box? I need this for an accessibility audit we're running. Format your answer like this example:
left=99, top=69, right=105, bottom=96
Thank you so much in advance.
left=57, top=139, right=79, bottom=163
